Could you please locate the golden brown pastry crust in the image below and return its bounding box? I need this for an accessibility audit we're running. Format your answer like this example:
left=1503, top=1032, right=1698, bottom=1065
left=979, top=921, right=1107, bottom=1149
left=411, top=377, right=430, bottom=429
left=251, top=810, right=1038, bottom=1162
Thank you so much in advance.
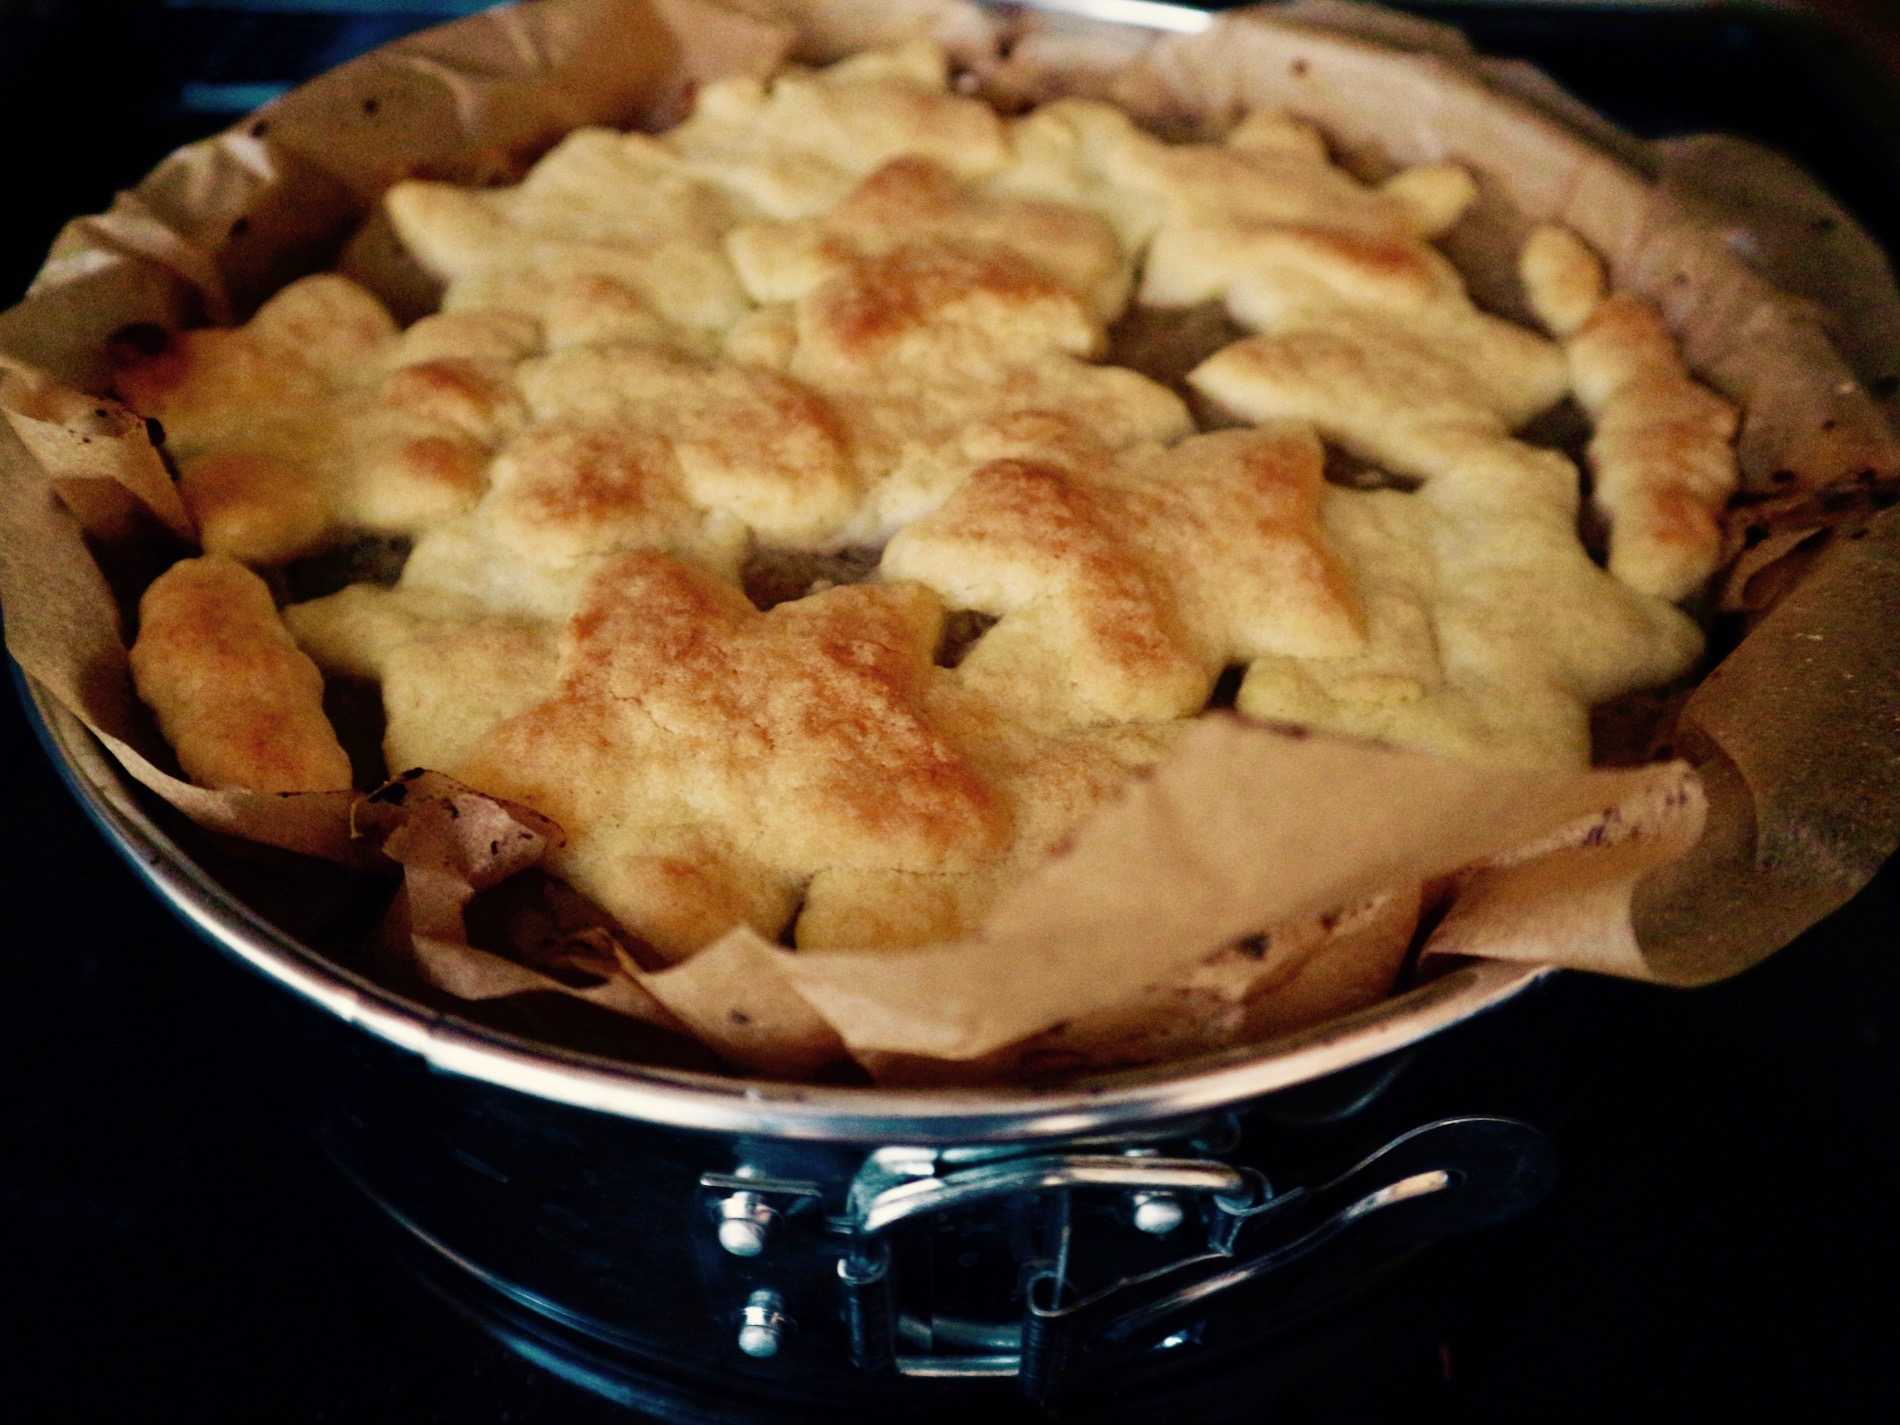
left=119, top=41, right=1724, bottom=984
left=450, top=553, right=1006, bottom=957
left=1522, top=225, right=1740, bottom=601
left=512, top=344, right=859, bottom=550
left=884, top=418, right=1362, bottom=727
left=130, top=556, right=351, bottom=793
left=114, top=276, right=530, bottom=564
left=1189, top=226, right=1706, bottom=767
left=385, top=127, right=750, bottom=344
left=730, top=154, right=1131, bottom=318
left=665, top=40, right=1011, bottom=216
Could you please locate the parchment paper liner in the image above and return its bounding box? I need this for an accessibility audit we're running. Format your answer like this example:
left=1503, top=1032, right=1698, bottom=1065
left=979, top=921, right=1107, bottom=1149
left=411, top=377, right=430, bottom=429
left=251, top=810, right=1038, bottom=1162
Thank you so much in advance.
left=2, top=0, right=1896, bottom=1083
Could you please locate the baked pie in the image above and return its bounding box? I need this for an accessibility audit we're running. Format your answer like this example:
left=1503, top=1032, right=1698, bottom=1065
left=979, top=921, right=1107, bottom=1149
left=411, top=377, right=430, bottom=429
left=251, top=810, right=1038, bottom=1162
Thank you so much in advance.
left=113, top=35, right=1741, bottom=1055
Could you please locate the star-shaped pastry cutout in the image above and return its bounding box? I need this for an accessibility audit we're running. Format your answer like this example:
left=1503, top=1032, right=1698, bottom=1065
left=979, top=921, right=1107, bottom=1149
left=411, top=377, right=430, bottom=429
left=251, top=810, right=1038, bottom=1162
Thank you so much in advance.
left=435, top=552, right=1011, bottom=958
left=288, top=551, right=1183, bottom=958
left=285, top=583, right=560, bottom=776
left=729, top=155, right=1130, bottom=319
left=664, top=40, right=1010, bottom=219
left=1232, top=467, right=1705, bottom=767
left=351, top=337, right=865, bottom=623
left=730, top=237, right=1193, bottom=538
left=113, top=275, right=532, bottom=564
left=507, top=343, right=858, bottom=550
left=1186, top=219, right=1717, bottom=764
left=382, top=42, right=1010, bottom=350
left=993, top=100, right=1567, bottom=425
left=882, top=418, right=1364, bottom=726
left=385, top=126, right=752, bottom=347
left=1186, top=217, right=1617, bottom=494
left=1197, top=316, right=1707, bottom=766
left=1189, top=305, right=1557, bottom=485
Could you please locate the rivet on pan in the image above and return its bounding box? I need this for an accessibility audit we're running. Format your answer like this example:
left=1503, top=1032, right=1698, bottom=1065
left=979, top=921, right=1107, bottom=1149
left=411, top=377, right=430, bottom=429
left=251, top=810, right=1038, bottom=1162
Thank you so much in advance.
left=737, top=1289, right=791, bottom=1359
left=1131, top=1191, right=1185, bottom=1236
left=716, top=1190, right=777, bottom=1257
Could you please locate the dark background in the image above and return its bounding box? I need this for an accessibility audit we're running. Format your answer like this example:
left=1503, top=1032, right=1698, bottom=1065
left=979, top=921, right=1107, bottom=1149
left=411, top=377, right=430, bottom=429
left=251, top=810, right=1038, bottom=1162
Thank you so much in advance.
left=3, top=3, right=1898, bottom=1421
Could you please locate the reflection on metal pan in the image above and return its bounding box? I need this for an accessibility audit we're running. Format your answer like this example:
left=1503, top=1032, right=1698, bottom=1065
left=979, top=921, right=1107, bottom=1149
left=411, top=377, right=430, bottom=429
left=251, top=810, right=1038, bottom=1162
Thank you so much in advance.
left=1006, top=0, right=1215, bottom=34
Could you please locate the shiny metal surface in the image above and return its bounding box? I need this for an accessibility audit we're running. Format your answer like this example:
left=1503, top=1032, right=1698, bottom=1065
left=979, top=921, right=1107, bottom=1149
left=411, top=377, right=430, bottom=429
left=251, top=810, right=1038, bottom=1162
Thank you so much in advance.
left=737, top=1290, right=791, bottom=1360
left=856, top=1154, right=1254, bottom=1236
left=703, top=1165, right=826, bottom=1255
left=25, top=677, right=1554, bottom=1142
left=892, top=1353, right=1020, bottom=1379
left=715, top=1192, right=775, bottom=1257
left=1048, top=1117, right=1555, bottom=1357
left=832, top=1117, right=1553, bottom=1388
left=1131, top=1192, right=1185, bottom=1236
left=1010, top=0, right=1213, bottom=33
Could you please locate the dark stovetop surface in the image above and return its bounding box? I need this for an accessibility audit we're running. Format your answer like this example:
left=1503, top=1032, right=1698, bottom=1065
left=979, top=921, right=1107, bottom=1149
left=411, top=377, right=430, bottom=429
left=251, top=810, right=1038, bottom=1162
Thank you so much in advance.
left=4, top=4, right=1899, bottom=1422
